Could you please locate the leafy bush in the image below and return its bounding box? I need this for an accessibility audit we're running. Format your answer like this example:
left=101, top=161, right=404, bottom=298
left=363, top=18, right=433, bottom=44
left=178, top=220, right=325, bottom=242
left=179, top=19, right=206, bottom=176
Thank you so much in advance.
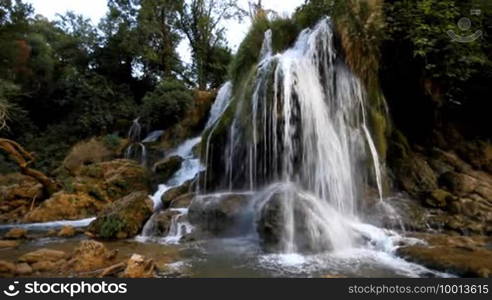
left=140, top=80, right=193, bottom=129
left=384, top=0, right=490, bottom=99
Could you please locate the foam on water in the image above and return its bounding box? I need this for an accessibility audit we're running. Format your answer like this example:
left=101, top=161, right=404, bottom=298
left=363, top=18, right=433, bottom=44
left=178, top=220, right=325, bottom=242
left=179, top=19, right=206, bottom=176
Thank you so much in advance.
left=0, top=218, right=95, bottom=231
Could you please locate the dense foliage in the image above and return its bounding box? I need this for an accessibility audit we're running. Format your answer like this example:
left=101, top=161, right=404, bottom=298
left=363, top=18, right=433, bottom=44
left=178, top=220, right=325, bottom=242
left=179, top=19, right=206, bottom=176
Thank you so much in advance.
left=0, top=0, right=242, bottom=173
left=0, top=0, right=490, bottom=174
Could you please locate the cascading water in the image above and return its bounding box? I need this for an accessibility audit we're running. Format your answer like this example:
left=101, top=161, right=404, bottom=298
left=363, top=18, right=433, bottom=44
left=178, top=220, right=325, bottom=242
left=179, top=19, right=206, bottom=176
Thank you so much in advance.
left=139, top=81, right=234, bottom=241
left=203, top=17, right=388, bottom=253
left=205, top=81, right=234, bottom=130
left=134, top=18, right=447, bottom=277
left=125, top=118, right=147, bottom=165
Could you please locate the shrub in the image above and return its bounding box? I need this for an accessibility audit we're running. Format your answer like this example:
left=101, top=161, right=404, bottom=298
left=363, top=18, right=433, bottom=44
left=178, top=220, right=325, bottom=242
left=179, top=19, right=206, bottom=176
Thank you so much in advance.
left=62, top=138, right=113, bottom=174
left=140, top=79, right=193, bottom=129
left=102, top=134, right=122, bottom=151
left=99, top=217, right=125, bottom=239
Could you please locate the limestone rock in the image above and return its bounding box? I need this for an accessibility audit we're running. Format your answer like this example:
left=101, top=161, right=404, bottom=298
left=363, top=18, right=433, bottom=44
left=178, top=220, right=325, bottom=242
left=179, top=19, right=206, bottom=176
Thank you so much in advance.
left=0, top=240, right=19, bottom=248
left=3, top=228, right=27, bottom=239
left=31, top=261, right=59, bottom=272
left=424, top=189, right=454, bottom=208
left=15, top=263, right=32, bottom=276
left=57, top=226, right=76, bottom=238
left=398, top=233, right=492, bottom=278
left=66, top=240, right=117, bottom=272
left=153, top=156, right=184, bottom=184
left=88, top=192, right=153, bottom=239
left=188, top=193, right=250, bottom=236
left=161, top=181, right=192, bottom=209
left=121, top=254, right=155, bottom=278
left=19, top=249, right=67, bottom=264
left=170, top=193, right=195, bottom=209
left=0, top=260, right=16, bottom=274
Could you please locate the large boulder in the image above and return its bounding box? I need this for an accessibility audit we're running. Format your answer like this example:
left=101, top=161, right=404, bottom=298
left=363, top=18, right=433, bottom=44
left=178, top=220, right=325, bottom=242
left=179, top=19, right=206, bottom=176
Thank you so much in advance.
left=88, top=192, right=153, bottom=239
left=255, top=192, right=315, bottom=253
left=153, top=156, right=184, bottom=184
left=255, top=189, right=337, bottom=253
left=24, top=159, right=150, bottom=223
left=169, top=193, right=195, bottom=209
left=146, top=210, right=181, bottom=236
left=188, top=193, right=250, bottom=236
left=75, top=159, right=151, bottom=202
left=24, top=192, right=106, bottom=223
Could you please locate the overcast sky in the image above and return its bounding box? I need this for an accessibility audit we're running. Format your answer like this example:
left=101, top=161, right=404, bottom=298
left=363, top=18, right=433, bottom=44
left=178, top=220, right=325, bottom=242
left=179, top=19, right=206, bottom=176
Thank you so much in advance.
left=25, top=0, right=305, bottom=62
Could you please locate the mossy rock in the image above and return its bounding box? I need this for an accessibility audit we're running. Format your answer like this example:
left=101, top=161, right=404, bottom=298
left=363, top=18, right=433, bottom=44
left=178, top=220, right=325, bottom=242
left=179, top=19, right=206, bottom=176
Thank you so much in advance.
left=88, top=192, right=153, bottom=239
left=161, top=180, right=192, bottom=209
left=153, top=156, right=184, bottom=185
left=424, top=189, right=455, bottom=209
left=76, top=159, right=151, bottom=202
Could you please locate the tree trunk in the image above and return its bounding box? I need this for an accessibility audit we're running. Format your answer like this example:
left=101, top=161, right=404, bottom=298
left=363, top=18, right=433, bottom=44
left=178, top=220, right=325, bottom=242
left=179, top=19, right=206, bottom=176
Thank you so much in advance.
left=0, top=138, right=60, bottom=197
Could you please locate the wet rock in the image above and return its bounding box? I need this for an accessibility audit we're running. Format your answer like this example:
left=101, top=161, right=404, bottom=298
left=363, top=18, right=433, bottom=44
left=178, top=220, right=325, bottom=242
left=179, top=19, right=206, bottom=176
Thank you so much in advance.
left=455, top=140, right=492, bottom=173
left=4, top=228, right=27, bottom=239
left=15, top=263, right=32, bottom=276
left=257, top=195, right=284, bottom=252
left=150, top=210, right=181, bottom=236
left=0, top=240, right=19, bottom=248
left=256, top=190, right=330, bottom=253
left=153, top=156, right=184, bottom=184
left=170, top=193, right=195, bottom=208
left=88, top=192, right=153, bottom=239
left=439, top=172, right=478, bottom=196
left=424, top=189, right=455, bottom=208
left=66, top=240, right=117, bottom=272
left=161, top=181, right=192, bottom=209
left=398, top=233, right=492, bottom=278
left=393, top=153, right=438, bottom=198
left=57, top=226, right=76, bottom=238
left=121, top=254, right=155, bottom=278
left=19, top=249, right=67, bottom=264
left=188, top=193, right=250, bottom=235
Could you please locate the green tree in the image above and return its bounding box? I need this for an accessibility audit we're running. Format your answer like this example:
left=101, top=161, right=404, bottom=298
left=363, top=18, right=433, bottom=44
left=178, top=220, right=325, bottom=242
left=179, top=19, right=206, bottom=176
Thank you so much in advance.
left=178, top=0, right=246, bottom=89
left=136, top=0, right=183, bottom=80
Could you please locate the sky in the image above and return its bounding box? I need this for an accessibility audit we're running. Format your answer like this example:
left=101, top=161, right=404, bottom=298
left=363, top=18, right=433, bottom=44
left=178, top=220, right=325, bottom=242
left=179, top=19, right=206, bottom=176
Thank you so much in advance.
left=25, top=0, right=305, bottom=62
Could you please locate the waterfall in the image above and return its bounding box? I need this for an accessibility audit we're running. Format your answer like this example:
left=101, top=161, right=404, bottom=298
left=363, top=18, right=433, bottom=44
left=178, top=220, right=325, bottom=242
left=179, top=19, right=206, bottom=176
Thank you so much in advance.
left=205, top=81, right=233, bottom=130
left=140, top=82, right=235, bottom=240
left=125, top=118, right=147, bottom=165
left=204, top=18, right=388, bottom=253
